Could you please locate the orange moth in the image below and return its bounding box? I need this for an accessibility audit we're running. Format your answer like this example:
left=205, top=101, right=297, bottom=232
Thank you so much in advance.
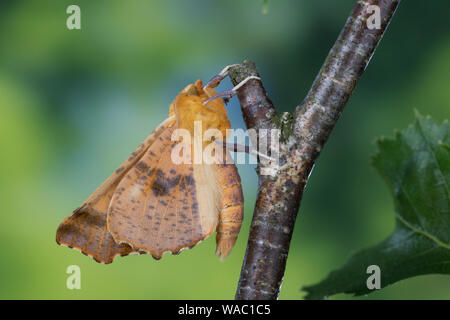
left=56, top=79, right=244, bottom=263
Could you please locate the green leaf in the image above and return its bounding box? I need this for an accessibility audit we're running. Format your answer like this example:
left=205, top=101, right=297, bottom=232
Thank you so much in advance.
left=302, top=112, right=450, bottom=299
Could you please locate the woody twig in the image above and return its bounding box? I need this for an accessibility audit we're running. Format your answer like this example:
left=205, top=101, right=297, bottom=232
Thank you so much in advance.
left=229, top=0, right=401, bottom=300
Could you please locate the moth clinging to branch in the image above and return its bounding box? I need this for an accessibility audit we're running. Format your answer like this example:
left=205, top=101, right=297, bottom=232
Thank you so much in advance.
left=56, top=69, right=261, bottom=264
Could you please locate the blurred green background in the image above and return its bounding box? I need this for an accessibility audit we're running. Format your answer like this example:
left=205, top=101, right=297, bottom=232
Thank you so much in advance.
left=0, top=0, right=449, bottom=300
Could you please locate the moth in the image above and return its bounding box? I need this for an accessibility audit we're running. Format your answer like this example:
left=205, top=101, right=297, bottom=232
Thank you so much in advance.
left=56, top=76, right=248, bottom=264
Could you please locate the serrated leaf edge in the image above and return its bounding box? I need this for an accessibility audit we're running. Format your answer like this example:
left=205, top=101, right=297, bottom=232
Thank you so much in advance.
left=415, top=116, right=450, bottom=199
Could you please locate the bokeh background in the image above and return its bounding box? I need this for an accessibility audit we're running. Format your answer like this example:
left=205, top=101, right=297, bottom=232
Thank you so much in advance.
left=0, top=0, right=449, bottom=299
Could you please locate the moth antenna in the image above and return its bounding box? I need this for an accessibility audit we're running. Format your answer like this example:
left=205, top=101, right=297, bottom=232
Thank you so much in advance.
left=203, top=75, right=261, bottom=105
left=214, top=140, right=275, bottom=162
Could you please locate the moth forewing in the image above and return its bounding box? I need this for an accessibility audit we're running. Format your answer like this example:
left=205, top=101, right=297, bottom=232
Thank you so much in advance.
left=107, top=125, right=220, bottom=259
left=56, top=116, right=176, bottom=263
left=57, top=79, right=245, bottom=263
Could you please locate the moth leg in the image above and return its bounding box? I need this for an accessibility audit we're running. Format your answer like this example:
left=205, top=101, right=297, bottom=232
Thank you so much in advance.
left=214, top=140, right=275, bottom=162
left=203, top=76, right=261, bottom=105
left=203, top=64, right=239, bottom=90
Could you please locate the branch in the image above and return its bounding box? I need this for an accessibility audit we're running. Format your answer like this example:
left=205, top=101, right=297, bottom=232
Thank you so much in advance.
left=229, top=0, right=401, bottom=300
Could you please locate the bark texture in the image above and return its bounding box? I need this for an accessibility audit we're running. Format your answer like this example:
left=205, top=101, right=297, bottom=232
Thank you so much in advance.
left=230, top=0, right=401, bottom=300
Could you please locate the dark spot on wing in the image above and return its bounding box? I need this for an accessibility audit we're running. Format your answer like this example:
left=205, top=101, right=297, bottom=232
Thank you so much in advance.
left=135, top=161, right=149, bottom=172
left=150, top=169, right=182, bottom=196
left=185, top=175, right=195, bottom=186
left=115, top=166, right=125, bottom=174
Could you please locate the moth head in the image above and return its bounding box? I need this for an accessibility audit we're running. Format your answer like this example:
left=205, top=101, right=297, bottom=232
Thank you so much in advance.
left=168, top=80, right=220, bottom=116
left=181, top=79, right=204, bottom=96
left=172, top=80, right=231, bottom=139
